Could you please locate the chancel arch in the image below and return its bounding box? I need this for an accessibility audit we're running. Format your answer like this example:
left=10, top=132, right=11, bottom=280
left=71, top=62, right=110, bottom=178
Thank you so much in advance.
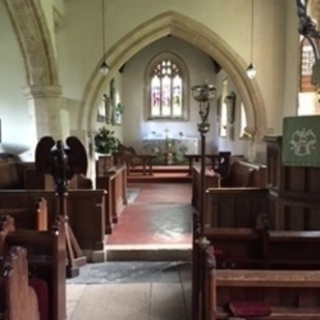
left=79, top=11, right=267, bottom=157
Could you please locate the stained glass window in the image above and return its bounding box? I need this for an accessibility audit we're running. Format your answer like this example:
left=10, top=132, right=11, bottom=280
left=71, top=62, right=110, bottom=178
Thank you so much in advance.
left=150, top=59, right=183, bottom=118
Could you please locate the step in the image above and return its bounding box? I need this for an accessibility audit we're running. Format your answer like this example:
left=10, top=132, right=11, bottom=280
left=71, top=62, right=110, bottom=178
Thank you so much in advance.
left=127, top=175, right=191, bottom=183
left=129, top=165, right=189, bottom=173
left=105, top=244, right=192, bottom=261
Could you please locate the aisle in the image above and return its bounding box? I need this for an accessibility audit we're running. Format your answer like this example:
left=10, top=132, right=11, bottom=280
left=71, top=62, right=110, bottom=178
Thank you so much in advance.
left=67, top=182, right=193, bottom=319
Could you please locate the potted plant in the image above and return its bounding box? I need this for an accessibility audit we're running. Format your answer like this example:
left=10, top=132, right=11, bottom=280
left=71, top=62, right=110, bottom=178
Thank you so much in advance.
left=94, top=127, right=118, bottom=174
left=94, top=127, right=118, bottom=155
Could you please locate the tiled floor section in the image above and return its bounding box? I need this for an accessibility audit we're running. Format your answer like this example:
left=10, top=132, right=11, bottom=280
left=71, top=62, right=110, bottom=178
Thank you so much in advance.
left=106, top=183, right=193, bottom=247
left=67, top=182, right=193, bottom=319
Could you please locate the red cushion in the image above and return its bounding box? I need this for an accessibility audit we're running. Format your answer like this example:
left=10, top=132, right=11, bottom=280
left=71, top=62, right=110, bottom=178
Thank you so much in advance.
left=29, top=278, right=49, bottom=320
left=229, top=301, right=271, bottom=318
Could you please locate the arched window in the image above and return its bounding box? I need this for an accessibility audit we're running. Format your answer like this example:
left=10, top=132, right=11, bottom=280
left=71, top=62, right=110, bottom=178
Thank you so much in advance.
left=146, top=53, right=189, bottom=121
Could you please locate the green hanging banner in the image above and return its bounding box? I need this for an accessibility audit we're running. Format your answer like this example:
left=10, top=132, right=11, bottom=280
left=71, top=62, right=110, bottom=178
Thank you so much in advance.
left=282, top=116, right=320, bottom=167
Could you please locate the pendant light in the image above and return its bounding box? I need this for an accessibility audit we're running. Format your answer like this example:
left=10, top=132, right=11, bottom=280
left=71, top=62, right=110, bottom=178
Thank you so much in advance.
left=246, top=0, right=256, bottom=79
left=99, top=0, right=109, bottom=76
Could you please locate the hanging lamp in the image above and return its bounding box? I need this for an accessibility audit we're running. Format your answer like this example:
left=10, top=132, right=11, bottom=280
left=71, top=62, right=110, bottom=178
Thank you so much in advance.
left=246, top=0, right=256, bottom=79
left=99, top=0, right=109, bottom=76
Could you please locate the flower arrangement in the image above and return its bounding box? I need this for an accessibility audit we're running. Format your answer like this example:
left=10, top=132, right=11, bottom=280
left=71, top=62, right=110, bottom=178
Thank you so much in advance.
left=94, top=127, right=118, bottom=154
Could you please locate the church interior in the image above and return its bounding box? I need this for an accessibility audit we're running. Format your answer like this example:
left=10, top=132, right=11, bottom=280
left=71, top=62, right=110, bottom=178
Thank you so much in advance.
left=1, top=0, right=320, bottom=319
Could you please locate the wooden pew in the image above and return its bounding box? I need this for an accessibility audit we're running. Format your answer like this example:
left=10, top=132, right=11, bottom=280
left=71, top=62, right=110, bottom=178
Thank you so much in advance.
left=262, top=230, right=320, bottom=269
left=191, top=165, right=220, bottom=210
left=3, top=217, right=66, bottom=320
left=205, top=187, right=269, bottom=229
left=204, top=250, right=320, bottom=320
left=0, top=190, right=105, bottom=262
left=204, top=227, right=263, bottom=269
left=185, top=152, right=233, bottom=177
left=192, top=212, right=320, bottom=320
left=0, top=246, right=40, bottom=320
left=96, top=163, right=128, bottom=231
left=220, top=160, right=266, bottom=188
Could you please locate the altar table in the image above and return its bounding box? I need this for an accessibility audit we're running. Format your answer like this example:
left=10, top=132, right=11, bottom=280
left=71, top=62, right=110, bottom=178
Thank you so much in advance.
left=142, top=137, right=199, bottom=165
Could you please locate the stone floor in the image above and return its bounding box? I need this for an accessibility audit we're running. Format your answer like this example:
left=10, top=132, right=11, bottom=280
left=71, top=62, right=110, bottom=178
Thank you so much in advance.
left=67, top=182, right=193, bottom=319
left=106, top=183, right=192, bottom=248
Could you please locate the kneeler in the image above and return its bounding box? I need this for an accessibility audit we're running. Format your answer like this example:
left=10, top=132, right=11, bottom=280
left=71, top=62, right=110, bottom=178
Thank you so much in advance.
left=29, top=277, right=49, bottom=320
left=228, top=300, right=272, bottom=319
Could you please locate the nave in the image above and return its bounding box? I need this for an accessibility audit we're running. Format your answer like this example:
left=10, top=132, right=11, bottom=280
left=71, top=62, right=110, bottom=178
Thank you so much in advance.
left=67, top=182, right=193, bottom=319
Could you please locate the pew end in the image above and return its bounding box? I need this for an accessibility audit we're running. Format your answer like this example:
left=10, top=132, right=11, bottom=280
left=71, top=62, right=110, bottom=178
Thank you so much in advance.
left=4, top=246, right=40, bottom=320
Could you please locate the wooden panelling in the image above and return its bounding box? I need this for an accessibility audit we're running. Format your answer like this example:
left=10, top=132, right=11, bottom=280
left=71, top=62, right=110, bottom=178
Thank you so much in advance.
left=265, top=135, right=320, bottom=231
left=0, top=190, right=106, bottom=251
left=96, top=164, right=127, bottom=231
left=206, top=188, right=268, bottom=229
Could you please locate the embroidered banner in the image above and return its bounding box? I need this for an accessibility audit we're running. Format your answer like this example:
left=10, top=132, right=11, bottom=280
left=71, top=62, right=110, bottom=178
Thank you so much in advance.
left=282, top=116, right=320, bottom=167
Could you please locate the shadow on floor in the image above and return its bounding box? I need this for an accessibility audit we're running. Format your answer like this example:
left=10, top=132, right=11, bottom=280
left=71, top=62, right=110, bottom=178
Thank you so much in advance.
left=67, top=261, right=191, bottom=285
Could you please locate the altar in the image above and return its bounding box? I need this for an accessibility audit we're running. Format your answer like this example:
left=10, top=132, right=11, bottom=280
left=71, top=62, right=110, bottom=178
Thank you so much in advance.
left=142, top=137, right=199, bottom=165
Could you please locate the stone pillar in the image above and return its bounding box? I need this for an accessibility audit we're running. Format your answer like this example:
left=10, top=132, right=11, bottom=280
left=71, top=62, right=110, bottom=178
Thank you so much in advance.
left=309, top=0, right=320, bottom=29
left=24, top=84, right=65, bottom=141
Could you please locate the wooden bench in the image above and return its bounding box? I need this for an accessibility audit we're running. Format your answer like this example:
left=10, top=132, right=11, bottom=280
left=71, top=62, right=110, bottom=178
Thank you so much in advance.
left=220, top=160, right=266, bottom=187
left=197, top=214, right=320, bottom=270
left=205, top=187, right=269, bottom=229
left=191, top=165, right=220, bottom=210
left=2, top=217, right=66, bottom=320
left=262, top=230, right=320, bottom=269
left=205, top=256, right=320, bottom=320
left=0, top=190, right=106, bottom=262
left=0, top=160, right=92, bottom=190
left=185, top=153, right=231, bottom=176
left=96, top=164, right=128, bottom=231
left=0, top=246, right=40, bottom=320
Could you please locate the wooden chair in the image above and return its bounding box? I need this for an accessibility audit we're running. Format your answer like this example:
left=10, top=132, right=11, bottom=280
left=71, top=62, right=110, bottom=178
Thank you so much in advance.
left=115, top=143, right=156, bottom=175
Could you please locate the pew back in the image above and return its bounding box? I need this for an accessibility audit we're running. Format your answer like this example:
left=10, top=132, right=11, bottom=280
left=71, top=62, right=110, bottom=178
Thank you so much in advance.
left=0, top=190, right=106, bottom=252
left=5, top=219, right=66, bottom=320
left=210, top=268, right=320, bottom=319
left=206, top=188, right=269, bottom=229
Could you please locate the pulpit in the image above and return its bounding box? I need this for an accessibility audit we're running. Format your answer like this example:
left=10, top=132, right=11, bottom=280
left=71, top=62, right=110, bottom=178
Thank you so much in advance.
left=142, top=137, right=199, bottom=165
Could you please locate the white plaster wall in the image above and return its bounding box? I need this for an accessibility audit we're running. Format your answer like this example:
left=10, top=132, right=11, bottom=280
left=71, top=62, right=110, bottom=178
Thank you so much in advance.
left=95, top=71, right=124, bottom=141
left=0, top=2, right=35, bottom=160
left=56, top=0, right=289, bottom=136
left=253, top=0, right=286, bottom=133
left=215, top=70, right=250, bottom=158
left=283, top=0, right=300, bottom=120
left=121, top=36, right=216, bottom=153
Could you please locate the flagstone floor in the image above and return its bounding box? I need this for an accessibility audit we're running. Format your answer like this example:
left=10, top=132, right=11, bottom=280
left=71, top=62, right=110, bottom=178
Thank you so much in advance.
left=67, top=182, right=193, bottom=319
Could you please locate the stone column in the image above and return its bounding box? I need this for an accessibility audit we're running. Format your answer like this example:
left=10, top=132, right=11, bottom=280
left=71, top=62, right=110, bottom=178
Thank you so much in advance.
left=309, top=0, right=320, bottom=28
left=24, top=84, right=65, bottom=141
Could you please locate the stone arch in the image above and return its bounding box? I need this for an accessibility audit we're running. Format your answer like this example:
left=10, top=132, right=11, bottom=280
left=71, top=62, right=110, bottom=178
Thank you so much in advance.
left=79, top=11, right=267, bottom=141
left=4, top=0, right=59, bottom=86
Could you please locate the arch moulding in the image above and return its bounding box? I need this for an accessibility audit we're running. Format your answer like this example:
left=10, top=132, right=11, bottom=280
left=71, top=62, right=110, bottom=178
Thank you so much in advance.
left=79, top=11, right=267, bottom=141
left=4, top=0, right=59, bottom=87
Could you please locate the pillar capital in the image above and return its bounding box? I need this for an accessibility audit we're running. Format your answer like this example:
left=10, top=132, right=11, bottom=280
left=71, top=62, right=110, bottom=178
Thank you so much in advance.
left=23, top=84, right=62, bottom=99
